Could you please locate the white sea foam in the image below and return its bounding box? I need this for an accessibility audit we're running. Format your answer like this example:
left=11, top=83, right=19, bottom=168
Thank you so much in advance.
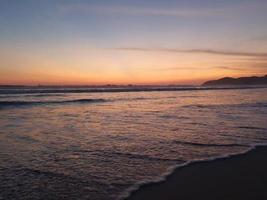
left=1, top=87, right=267, bottom=200
left=119, top=143, right=267, bottom=200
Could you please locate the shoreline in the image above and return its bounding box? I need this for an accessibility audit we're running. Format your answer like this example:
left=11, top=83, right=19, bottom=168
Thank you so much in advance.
left=124, top=145, right=267, bottom=200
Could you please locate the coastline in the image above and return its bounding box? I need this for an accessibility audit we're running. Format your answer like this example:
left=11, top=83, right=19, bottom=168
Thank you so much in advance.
left=124, top=145, right=267, bottom=200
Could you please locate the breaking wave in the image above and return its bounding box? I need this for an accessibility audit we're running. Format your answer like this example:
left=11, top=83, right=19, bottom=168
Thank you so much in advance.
left=172, top=140, right=248, bottom=147
left=0, top=98, right=107, bottom=108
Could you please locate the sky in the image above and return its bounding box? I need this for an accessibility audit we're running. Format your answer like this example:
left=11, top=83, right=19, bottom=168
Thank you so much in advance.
left=1, top=0, right=267, bottom=85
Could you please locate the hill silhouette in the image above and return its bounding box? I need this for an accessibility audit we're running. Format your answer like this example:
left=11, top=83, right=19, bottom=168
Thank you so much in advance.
left=203, top=75, right=267, bottom=86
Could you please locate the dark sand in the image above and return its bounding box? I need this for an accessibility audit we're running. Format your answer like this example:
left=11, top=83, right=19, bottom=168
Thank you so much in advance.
left=126, top=146, right=267, bottom=200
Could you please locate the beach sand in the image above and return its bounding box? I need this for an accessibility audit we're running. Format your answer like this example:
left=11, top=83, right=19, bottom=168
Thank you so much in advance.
left=126, top=146, right=267, bottom=200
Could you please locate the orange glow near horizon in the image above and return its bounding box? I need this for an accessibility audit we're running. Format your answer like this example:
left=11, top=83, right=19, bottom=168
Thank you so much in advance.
left=1, top=1, right=267, bottom=85
left=1, top=47, right=266, bottom=86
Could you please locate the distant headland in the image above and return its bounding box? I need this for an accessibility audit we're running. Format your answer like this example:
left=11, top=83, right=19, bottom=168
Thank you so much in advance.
left=203, top=75, right=267, bottom=86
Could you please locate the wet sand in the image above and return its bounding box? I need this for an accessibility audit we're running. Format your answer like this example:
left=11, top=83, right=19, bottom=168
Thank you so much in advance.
left=126, top=146, right=267, bottom=200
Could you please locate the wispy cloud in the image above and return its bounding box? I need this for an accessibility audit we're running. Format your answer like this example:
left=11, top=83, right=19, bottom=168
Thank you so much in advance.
left=59, top=2, right=265, bottom=18
left=152, top=65, right=267, bottom=74
left=214, top=66, right=246, bottom=71
left=161, top=66, right=247, bottom=71
left=112, top=47, right=267, bottom=58
left=59, top=5, right=222, bottom=17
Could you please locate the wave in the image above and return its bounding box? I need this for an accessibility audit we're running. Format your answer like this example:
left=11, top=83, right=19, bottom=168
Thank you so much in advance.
left=119, top=144, right=267, bottom=200
left=182, top=102, right=267, bottom=109
left=1, top=166, right=101, bottom=185
left=24, top=94, right=65, bottom=97
left=75, top=149, right=184, bottom=163
left=172, top=140, right=248, bottom=147
left=1, top=85, right=266, bottom=95
left=0, top=98, right=107, bottom=108
left=0, top=94, right=65, bottom=98
left=115, top=97, right=159, bottom=102
left=237, top=126, right=267, bottom=131
left=110, top=152, right=184, bottom=163
left=0, top=96, right=160, bottom=109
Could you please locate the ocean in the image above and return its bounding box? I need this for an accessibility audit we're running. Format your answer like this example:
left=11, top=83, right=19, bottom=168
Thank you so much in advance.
left=0, top=86, right=267, bottom=200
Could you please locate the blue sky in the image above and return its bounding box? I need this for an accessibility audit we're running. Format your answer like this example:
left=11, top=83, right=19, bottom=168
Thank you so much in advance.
left=1, top=0, right=267, bottom=84
left=1, top=0, right=267, bottom=49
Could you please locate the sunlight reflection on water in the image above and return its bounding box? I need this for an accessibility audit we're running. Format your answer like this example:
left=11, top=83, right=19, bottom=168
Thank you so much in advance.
left=0, top=88, right=267, bottom=199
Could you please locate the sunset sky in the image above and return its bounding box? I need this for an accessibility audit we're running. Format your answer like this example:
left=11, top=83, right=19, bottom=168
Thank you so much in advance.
left=1, top=0, right=267, bottom=85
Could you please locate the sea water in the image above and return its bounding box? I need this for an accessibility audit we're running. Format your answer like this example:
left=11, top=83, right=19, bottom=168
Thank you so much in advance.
left=0, top=87, right=267, bottom=200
